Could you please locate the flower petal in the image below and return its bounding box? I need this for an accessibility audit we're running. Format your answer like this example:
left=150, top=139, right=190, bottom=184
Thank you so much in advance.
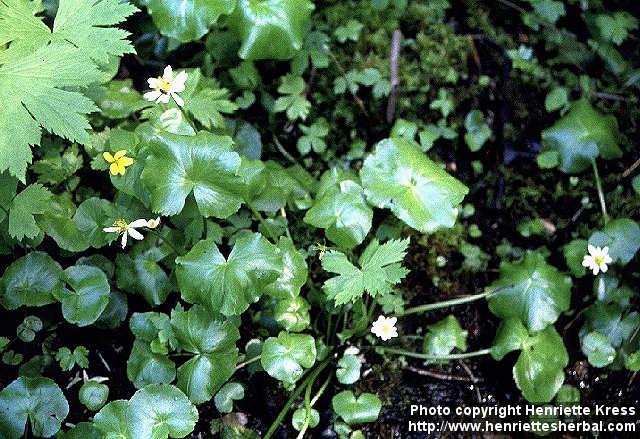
left=109, top=163, right=120, bottom=176
left=121, top=232, right=128, bottom=248
left=102, top=151, right=115, bottom=163
left=114, top=150, right=127, bottom=160
left=103, top=227, right=119, bottom=233
left=119, top=156, right=134, bottom=167
left=172, top=93, right=184, bottom=107
left=162, top=65, right=173, bottom=81
left=129, top=219, right=148, bottom=228
left=144, top=90, right=162, bottom=102
left=128, top=228, right=144, bottom=240
left=157, top=93, right=171, bottom=104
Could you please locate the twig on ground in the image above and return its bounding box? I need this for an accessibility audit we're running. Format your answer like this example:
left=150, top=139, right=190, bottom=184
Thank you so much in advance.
left=386, top=29, right=402, bottom=124
left=622, top=157, right=640, bottom=178
left=458, top=361, right=483, bottom=402
left=404, top=365, right=480, bottom=383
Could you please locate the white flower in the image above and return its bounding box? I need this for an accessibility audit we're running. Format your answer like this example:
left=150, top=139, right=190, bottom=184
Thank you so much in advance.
left=582, top=244, right=613, bottom=275
left=103, top=218, right=161, bottom=249
left=371, top=315, right=398, bottom=341
left=143, top=65, right=188, bottom=107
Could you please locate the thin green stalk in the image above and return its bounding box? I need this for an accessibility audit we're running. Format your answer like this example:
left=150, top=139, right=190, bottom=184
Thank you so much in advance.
left=235, top=355, right=261, bottom=370
left=591, top=159, right=609, bottom=224
left=147, top=229, right=181, bottom=255
left=247, top=202, right=278, bottom=242
left=296, top=367, right=324, bottom=439
left=264, top=358, right=332, bottom=439
left=398, top=286, right=512, bottom=316
left=375, top=346, right=491, bottom=361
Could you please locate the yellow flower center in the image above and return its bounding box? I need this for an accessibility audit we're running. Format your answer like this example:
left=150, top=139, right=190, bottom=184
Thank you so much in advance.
left=155, top=77, right=172, bottom=92
left=594, top=256, right=605, bottom=265
left=380, top=324, right=393, bottom=335
left=111, top=219, right=129, bottom=234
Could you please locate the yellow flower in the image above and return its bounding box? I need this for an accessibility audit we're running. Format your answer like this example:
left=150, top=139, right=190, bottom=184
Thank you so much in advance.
left=103, top=150, right=134, bottom=176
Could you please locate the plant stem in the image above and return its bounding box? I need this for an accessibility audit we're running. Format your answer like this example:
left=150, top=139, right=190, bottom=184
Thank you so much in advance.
left=247, top=202, right=278, bottom=242
left=235, top=355, right=261, bottom=370
left=147, top=229, right=181, bottom=255
left=398, top=286, right=512, bottom=316
left=375, top=347, right=491, bottom=361
left=591, top=159, right=609, bottom=224
left=264, top=358, right=332, bottom=439
left=296, top=366, right=326, bottom=439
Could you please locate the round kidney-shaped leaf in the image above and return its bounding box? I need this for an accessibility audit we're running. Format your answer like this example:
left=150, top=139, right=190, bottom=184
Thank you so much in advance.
left=214, top=382, right=244, bottom=414
left=360, top=137, right=468, bottom=233
left=331, top=391, right=382, bottom=425
left=514, top=325, right=568, bottom=403
left=0, top=252, right=63, bottom=310
left=264, top=237, right=308, bottom=299
left=142, top=0, right=235, bottom=42
left=487, top=251, right=572, bottom=332
left=588, top=218, right=640, bottom=265
left=55, top=265, right=110, bottom=327
left=261, top=332, right=316, bottom=384
left=581, top=331, right=616, bottom=368
left=79, top=381, right=109, bottom=411
left=141, top=130, right=245, bottom=219
left=422, top=315, right=468, bottom=358
left=228, top=0, right=314, bottom=60
left=176, top=233, right=282, bottom=316
left=129, top=384, right=198, bottom=438
left=292, top=407, right=320, bottom=431
left=336, top=354, right=361, bottom=385
left=171, top=305, right=240, bottom=404
left=541, top=99, right=621, bottom=173
left=274, top=296, right=311, bottom=332
left=0, top=376, right=69, bottom=439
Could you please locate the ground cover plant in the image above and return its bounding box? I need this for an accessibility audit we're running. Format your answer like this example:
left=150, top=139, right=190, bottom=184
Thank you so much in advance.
left=0, top=0, right=639, bottom=437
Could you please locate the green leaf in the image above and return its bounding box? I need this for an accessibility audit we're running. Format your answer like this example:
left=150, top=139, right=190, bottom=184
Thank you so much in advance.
left=229, top=0, right=314, bottom=60
left=492, top=319, right=568, bottom=403
left=116, top=248, right=172, bottom=306
left=0, top=0, right=136, bottom=181
left=334, top=19, right=363, bottom=43
left=527, top=0, right=565, bottom=23
left=304, top=170, right=373, bottom=249
left=361, top=137, right=468, bottom=233
left=127, top=340, right=176, bottom=389
left=541, top=99, right=621, bottom=173
left=185, top=88, right=238, bottom=129
left=142, top=0, right=235, bottom=42
left=176, top=233, right=282, bottom=316
left=322, top=238, right=409, bottom=305
left=73, top=197, right=118, bottom=248
left=95, top=385, right=198, bottom=439
left=422, top=315, right=468, bottom=358
left=261, top=332, right=316, bottom=384
left=87, top=79, right=150, bottom=119
left=332, top=391, right=381, bottom=425
left=487, top=251, right=572, bottom=331
left=544, top=87, right=568, bottom=112
left=581, top=331, right=616, bottom=368
left=274, top=296, right=311, bottom=332
left=581, top=301, right=639, bottom=348
left=79, top=381, right=109, bottom=411
left=0, top=376, right=69, bottom=439
left=54, top=265, right=110, bottom=327
left=141, top=130, right=245, bottom=218
left=56, top=346, right=89, bottom=371
left=292, top=407, right=320, bottom=430
left=336, top=354, right=361, bottom=385
left=273, top=75, right=311, bottom=121
left=214, top=382, right=244, bottom=414
left=463, top=110, right=491, bottom=152
left=264, top=237, right=307, bottom=299
left=594, top=12, right=638, bottom=45
left=588, top=218, right=640, bottom=265
left=8, top=183, right=51, bottom=240
left=130, top=384, right=198, bottom=437
left=171, top=305, right=240, bottom=404
left=563, top=239, right=588, bottom=277
left=0, top=252, right=63, bottom=309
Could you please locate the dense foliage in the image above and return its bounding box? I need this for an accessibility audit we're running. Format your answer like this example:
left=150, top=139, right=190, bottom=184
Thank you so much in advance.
left=1, top=0, right=639, bottom=438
